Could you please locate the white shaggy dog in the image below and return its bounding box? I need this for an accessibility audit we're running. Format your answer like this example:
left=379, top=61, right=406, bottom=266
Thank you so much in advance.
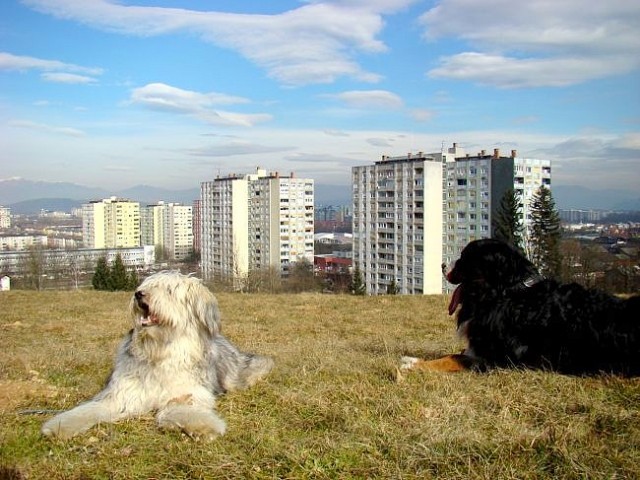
left=42, top=271, right=274, bottom=440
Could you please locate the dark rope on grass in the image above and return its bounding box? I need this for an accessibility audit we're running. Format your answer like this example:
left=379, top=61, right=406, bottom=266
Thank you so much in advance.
left=17, top=409, right=62, bottom=415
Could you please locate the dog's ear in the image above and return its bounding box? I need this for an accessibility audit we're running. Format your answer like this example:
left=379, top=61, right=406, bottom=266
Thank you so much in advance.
left=190, top=286, right=221, bottom=337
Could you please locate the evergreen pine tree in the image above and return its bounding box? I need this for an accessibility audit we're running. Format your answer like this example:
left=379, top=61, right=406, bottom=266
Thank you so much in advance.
left=109, top=253, right=129, bottom=291
left=128, top=268, right=140, bottom=291
left=493, top=188, right=524, bottom=251
left=92, top=257, right=110, bottom=291
left=351, top=264, right=366, bottom=295
left=529, top=185, right=562, bottom=278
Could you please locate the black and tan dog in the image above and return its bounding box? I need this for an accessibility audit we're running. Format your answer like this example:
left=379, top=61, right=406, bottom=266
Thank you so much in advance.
left=401, top=239, right=640, bottom=376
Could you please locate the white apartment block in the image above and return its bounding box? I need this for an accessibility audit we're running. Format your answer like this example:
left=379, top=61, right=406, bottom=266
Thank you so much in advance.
left=201, top=168, right=314, bottom=284
left=0, top=245, right=155, bottom=277
left=201, top=174, right=250, bottom=281
left=141, top=202, right=193, bottom=261
left=1, top=235, right=48, bottom=251
left=141, top=203, right=164, bottom=248
left=353, top=144, right=551, bottom=295
left=82, top=197, right=140, bottom=248
left=0, top=206, right=10, bottom=229
left=352, top=151, right=453, bottom=295
left=250, top=173, right=314, bottom=273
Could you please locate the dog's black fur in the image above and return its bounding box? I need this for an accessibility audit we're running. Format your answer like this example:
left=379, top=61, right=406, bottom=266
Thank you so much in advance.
left=445, top=239, right=640, bottom=376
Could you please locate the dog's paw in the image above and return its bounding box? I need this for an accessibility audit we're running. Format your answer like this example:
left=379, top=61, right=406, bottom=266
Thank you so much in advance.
left=157, top=405, right=226, bottom=440
left=41, top=417, right=82, bottom=440
left=399, top=356, right=420, bottom=371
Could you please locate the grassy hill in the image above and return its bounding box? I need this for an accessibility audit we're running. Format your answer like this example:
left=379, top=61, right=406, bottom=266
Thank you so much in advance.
left=1, top=291, right=639, bottom=479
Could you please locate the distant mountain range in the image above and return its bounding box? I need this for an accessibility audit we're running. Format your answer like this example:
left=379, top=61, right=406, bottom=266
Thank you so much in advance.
left=0, top=178, right=637, bottom=214
left=0, top=178, right=354, bottom=214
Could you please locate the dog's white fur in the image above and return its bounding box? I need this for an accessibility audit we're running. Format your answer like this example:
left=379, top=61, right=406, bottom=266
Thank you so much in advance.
left=42, top=271, right=273, bottom=440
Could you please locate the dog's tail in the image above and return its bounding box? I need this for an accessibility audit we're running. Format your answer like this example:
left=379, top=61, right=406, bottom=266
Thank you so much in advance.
left=240, top=354, right=275, bottom=388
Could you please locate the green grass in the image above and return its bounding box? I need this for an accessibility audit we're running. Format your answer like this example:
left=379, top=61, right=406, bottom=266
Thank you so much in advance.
left=1, top=291, right=639, bottom=479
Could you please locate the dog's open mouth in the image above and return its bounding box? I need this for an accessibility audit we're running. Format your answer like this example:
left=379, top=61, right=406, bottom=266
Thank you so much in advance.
left=135, top=293, right=159, bottom=327
left=448, top=284, right=463, bottom=315
left=140, top=312, right=159, bottom=327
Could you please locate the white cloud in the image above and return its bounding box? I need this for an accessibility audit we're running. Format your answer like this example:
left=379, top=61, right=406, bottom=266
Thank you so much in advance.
left=130, top=83, right=272, bottom=127
left=420, top=0, right=640, bottom=88
left=4, top=116, right=638, bottom=190
left=617, top=132, right=640, bottom=150
left=409, top=108, right=435, bottom=122
left=8, top=119, right=85, bottom=137
left=0, top=52, right=103, bottom=76
left=131, top=83, right=248, bottom=110
left=41, top=72, right=98, bottom=84
left=187, top=141, right=295, bottom=157
left=284, top=152, right=353, bottom=164
left=428, top=53, right=629, bottom=88
left=367, top=137, right=395, bottom=147
left=328, top=90, right=404, bottom=109
left=20, top=0, right=416, bottom=86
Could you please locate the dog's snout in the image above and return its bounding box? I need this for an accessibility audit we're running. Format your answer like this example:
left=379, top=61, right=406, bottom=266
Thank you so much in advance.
left=135, top=290, right=144, bottom=300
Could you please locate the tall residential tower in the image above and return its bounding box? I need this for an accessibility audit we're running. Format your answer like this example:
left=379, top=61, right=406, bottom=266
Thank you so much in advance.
left=200, top=168, right=314, bottom=285
left=82, top=197, right=140, bottom=249
left=352, top=144, right=551, bottom=295
left=141, top=202, right=193, bottom=261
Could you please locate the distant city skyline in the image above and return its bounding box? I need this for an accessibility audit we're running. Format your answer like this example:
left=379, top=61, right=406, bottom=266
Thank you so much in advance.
left=1, top=0, right=639, bottom=192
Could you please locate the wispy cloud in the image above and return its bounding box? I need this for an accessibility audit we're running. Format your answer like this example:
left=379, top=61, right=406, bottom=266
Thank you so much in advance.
left=409, top=108, right=435, bottom=122
left=367, top=137, right=395, bottom=147
left=324, top=129, right=350, bottom=137
left=0, top=51, right=103, bottom=76
left=187, top=141, right=295, bottom=157
left=130, top=83, right=272, bottom=127
left=41, top=72, right=98, bottom=84
left=428, top=53, right=626, bottom=88
left=8, top=119, right=85, bottom=137
left=21, top=0, right=417, bottom=86
left=327, top=90, right=404, bottom=109
left=420, top=0, right=640, bottom=88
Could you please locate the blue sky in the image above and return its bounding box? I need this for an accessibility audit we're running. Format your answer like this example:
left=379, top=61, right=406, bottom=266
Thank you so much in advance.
left=1, top=0, right=639, bottom=192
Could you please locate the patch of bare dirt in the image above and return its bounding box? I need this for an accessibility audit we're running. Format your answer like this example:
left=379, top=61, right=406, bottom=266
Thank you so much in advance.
left=0, top=376, right=59, bottom=412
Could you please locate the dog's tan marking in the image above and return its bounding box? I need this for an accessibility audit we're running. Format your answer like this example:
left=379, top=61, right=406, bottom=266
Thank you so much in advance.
left=400, top=354, right=469, bottom=373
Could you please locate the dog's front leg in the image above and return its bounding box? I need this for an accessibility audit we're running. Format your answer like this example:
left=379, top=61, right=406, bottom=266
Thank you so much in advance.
left=157, top=401, right=226, bottom=440
left=41, top=399, right=126, bottom=439
left=399, top=354, right=475, bottom=373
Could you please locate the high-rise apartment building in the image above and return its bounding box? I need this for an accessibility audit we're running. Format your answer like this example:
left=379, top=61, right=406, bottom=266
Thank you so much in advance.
left=140, top=203, right=164, bottom=249
left=82, top=197, right=140, bottom=249
left=141, top=202, right=193, bottom=261
left=352, top=149, right=458, bottom=295
left=442, top=148, right=551, bottom=283
left=352, top=144, right=551, bottom=295
left=192, top=199, right=202, bottom=257
left=0, top=206, right=10, bottom=229
left=200, top=168, right=314, bottom=284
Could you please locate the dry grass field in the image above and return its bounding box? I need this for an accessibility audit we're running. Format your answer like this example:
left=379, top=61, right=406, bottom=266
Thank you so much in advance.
left=1, top=290, right=639, bottom=479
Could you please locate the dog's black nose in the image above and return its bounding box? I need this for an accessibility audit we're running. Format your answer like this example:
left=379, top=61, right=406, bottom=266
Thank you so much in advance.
left=135, top=291, right=144, bottom=300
